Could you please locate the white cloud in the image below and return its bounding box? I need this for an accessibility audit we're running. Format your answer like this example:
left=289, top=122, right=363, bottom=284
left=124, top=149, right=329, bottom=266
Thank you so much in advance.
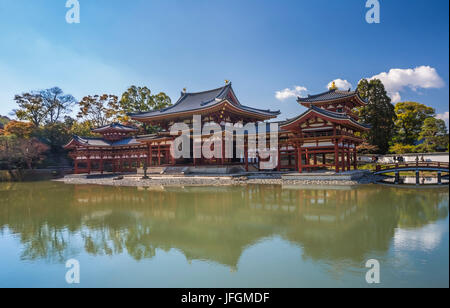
left=367, top=66, right=445, bottom=103
left=436, top=111, right=449, bottom=129
left=394, top=222, right=448, bottom=252
left=326, top=79, right=352, bottom=90
left=275, top=86, right=308, bottom=101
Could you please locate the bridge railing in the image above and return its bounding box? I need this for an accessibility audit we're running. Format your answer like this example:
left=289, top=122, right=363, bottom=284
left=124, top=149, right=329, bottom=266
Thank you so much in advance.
left=375, top=161, right=449, bottom=172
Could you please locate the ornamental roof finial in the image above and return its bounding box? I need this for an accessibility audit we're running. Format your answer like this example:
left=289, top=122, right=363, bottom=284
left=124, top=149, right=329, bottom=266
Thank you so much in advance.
left=329, top=81, right=337, bottom=90
left=225, top=80, right=229, bottom=85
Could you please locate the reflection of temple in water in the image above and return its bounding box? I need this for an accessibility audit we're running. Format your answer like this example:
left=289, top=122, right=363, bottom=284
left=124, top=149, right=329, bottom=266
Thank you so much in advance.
left=0, top=182, right=448, bottom=268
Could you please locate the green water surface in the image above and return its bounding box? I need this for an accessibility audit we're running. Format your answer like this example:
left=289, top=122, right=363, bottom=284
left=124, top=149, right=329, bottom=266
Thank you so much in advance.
left=0, top=182, right=448, bottom=288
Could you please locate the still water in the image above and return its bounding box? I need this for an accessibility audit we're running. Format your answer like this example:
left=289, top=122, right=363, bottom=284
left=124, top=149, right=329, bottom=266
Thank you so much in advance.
left=0, top=182, right=448, bottom=288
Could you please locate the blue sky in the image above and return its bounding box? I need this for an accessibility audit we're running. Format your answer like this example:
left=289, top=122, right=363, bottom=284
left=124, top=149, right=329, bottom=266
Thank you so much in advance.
left=0, top=0, right=448, bottom=125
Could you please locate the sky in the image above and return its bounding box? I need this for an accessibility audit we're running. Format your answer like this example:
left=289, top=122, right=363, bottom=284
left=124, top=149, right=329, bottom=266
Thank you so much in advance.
left=0, top=0, right=449, bottom=126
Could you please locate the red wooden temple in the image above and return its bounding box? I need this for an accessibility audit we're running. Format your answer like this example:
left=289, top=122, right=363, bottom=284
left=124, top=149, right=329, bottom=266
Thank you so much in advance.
left=279, top=82, right=370, bottom=173
left=64, top=82, right=370, bottom=174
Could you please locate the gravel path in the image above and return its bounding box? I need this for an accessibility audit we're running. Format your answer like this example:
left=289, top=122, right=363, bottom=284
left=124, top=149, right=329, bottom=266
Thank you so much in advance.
left=54, top=173, right=381, bottom=187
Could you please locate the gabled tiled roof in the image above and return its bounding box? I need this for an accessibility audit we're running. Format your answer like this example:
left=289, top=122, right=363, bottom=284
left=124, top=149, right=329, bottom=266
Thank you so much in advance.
left=66, top=135, right=142, bottom=148
left=92, top=123, right=138, bottom=133
left=129, top=83, right=280, bottom=120
left=297, top=89, right=367, bottom=104
left=281, top=106, right=371, bottom=130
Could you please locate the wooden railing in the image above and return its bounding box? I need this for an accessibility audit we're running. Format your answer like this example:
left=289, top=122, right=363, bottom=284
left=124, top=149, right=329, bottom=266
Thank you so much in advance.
left=375, top=162, right=449, bottom=172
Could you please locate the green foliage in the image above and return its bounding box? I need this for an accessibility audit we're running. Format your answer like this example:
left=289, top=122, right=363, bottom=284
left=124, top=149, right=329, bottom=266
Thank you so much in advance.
left=13, top=88, right=75, bottom=127
left=417, top=117, right=449, bottom=152
left=34, top=122, right=72, bottom=153
left=119, top=86, right=172, bottom=133
left=77, top=94, right=120, bottom=127
left=389, top=143, right=418, bottom=154
left=13, top=93, right=46, bottom=127
left=357, top=79, right=397, bottom=154
left=119, top=86, right=171, bottom=117
left=356, top=142, right=379, bottom=154
left=66, top=118, right=98, bottom=138
left=0, top=116, right=10, bottom=128
left=2, top=121, right=36, bottom=138
left=393, top=102, right=435, bottom=145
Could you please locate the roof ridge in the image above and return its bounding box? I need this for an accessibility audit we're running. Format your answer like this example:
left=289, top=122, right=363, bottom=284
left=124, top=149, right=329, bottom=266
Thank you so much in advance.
left=184, top=83, right=230, bottom=96
left=304, top=89, right=335, bottom=99
left=93, top=122, right=138, bottom=130
left=130, top=84, right=232, bottom=116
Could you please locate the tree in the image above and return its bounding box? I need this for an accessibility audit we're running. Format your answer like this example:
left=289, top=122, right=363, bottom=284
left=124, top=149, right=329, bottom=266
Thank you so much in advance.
left=0, top=135, right=48, bottom=169
left=77, top=94, right=119, bottom=127
left=0, top=135, right=18, bottom=168
left=65, top=117, right=99, bottom=138
left=119, top=86, right=171, bottom=132
left=357, top=142, right=379, bottom=154
left=16, top=138, right=49, bottom=169
left=357, top=79, right=397, bottom=154
left=417, top=117, right=449, bottom=152
left=13, top=93, right=46, bottom=127
left=2, top=121, right=35, bottom=138
left=36, top=122, right=72, bottom=153
left=40, top=87, right=76, bottom=125
left=389, top=143, right=417, bottom=154
left=0, top=115, right=10, bottom=129
left=393, top=102, right=435, bottom=145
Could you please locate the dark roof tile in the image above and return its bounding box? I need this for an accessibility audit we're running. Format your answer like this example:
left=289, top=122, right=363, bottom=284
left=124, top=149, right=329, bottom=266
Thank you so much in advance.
left=130, top=83, right=279, bottom=119
left=297, top=89, right=367, bottom=104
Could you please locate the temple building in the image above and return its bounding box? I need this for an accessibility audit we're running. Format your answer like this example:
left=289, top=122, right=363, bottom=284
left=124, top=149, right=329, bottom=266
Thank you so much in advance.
left=64, top=82, right=370, bottom=174
left=279, top=82, right=370, bottom=172
left=129, top=82, right=280, bottom=169
left=64, top=123, right=148, bottom=174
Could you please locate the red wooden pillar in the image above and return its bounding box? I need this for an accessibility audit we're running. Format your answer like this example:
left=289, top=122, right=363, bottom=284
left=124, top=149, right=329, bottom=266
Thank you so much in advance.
left=221, top=131, right=225, bottom=165
left=157, top=143, right=161, bottom=166
left=288, top=147, right=292, bottom=166
left=314, top=153, right=317, bottom=166
left=341, top=146, right=345, bottom=172
left=74, top=159, right=79, bottom=174
left=171, top=144, right=176, bottom=166
left=305, top=149, right=309, bottom=172
left=322, top=153, right=326, bottom=166
left=244, top=144, right=248, bottom=171
left=346, top=148, right=351, bottom=171
left=148, top=144, right=152, bottom=166
left=257, top=151, right=260, bottom=171
left=334, top=140, right=339, bottom=173
left=87, top=155, right=91, bottom=174
left=353, top=147, right=358, bottom=170
left=100, top=151, right=104, bottom=174
left=298, top=146, right=303, bottom=173
left=277, top=146, right=281, bottom=171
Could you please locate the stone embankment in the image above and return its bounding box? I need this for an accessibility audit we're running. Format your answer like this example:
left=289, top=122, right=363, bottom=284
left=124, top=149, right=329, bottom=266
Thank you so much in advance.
left=55, top=171, right=382, bottom=187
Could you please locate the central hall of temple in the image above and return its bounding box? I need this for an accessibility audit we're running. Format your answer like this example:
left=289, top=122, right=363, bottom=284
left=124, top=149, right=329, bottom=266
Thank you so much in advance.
left=65, top=82, right=370, bottom=174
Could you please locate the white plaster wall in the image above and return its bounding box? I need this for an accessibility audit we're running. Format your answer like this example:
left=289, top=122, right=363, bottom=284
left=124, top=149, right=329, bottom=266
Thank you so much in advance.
left=360, top=153, right=449, bottom=163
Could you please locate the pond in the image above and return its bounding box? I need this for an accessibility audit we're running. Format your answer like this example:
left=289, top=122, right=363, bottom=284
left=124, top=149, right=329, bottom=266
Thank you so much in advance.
left=0, top=182, right=448, bottom=288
